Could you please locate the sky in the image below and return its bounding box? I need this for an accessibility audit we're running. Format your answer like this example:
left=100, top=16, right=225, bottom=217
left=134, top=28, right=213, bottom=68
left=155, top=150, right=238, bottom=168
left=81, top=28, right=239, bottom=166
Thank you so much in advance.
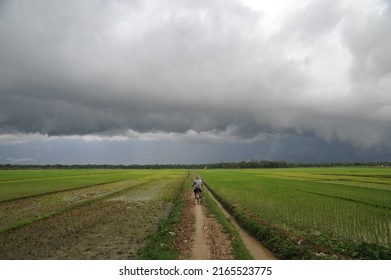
left=1, top=0, right=391, bottom=165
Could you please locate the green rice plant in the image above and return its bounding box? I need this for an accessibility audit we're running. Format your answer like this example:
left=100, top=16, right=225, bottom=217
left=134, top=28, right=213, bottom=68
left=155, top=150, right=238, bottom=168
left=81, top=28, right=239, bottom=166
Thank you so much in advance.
left=0, top=169, right=187, bottom=202
left=199, top=168, right=391, bottom=256
left=0, top=169, right=188, bottom=233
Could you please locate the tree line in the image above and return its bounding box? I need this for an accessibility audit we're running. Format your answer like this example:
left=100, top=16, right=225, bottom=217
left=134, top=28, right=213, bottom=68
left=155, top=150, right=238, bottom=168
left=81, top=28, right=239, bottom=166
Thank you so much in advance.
left=0, top=161, right=390, bottom=170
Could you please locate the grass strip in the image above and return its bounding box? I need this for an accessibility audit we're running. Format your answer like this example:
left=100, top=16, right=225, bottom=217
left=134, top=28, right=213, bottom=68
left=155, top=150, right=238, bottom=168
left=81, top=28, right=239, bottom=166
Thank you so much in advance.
left=202, top=187, right=252, bottom=260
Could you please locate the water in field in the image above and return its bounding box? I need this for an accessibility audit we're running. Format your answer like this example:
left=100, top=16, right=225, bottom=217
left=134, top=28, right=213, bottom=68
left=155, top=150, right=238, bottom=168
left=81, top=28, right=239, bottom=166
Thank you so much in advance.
left=0, top=171, right=185, bottom=260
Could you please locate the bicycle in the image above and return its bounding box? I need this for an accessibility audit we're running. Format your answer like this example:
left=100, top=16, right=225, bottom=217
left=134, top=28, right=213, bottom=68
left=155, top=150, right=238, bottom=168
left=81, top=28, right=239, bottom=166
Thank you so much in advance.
left=194, top=188, right=201, bottom=205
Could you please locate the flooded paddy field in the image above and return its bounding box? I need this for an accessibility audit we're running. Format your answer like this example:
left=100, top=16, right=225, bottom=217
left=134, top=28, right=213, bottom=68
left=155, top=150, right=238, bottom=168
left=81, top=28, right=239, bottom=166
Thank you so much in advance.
left=0, top=169, right=187, bottom=259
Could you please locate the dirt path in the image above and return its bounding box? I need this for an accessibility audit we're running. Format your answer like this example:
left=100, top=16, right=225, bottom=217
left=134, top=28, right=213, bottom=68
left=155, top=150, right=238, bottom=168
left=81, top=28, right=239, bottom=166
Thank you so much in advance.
left=175, top=189, right=234, bottom=260
left=181, top=187, right=275, bottom=260
left=191, top=205, right=211, bottom=259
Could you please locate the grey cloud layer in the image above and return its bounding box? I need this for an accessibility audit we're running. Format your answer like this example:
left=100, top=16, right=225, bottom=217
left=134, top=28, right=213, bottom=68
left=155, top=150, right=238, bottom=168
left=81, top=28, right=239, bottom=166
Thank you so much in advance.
left=1, top=0, right=391, bottom=151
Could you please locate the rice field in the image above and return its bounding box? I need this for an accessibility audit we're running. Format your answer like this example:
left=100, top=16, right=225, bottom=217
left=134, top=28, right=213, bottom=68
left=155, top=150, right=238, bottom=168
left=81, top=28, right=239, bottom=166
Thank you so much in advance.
left=199, top=168, right=391, bottom=250
left=1, top=167, right=390, bottom=259
left=0, top=169, right=183, bottom=202
left=0, top=169, right=187, bottom=259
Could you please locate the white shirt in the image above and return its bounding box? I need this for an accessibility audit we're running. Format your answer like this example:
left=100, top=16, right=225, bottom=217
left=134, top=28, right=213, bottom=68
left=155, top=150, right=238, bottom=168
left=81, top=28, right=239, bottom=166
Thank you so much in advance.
left=193, top=179, right=203, bottom=189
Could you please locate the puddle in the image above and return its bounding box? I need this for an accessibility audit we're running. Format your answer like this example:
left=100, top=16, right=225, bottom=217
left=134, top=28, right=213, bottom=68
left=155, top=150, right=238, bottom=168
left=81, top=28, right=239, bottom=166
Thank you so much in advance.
left=207, top=189, right=277, bottom=260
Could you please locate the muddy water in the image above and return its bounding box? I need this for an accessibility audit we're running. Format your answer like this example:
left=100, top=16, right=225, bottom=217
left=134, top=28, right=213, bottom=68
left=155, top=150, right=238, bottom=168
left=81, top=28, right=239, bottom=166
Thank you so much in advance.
left=0, top=178, right=151, bottom=231
left=207, top=189, right=277, bottom=260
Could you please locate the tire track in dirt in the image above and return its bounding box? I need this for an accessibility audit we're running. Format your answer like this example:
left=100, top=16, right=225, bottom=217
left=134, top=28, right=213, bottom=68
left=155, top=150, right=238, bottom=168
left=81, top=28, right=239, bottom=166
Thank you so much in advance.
left=191, top=204, right=211, bottom=259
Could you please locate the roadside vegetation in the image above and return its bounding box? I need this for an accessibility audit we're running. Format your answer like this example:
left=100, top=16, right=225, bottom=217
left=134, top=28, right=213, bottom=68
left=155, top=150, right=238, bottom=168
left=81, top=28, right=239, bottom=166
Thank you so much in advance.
left=201, top=186, right=253, bottom=259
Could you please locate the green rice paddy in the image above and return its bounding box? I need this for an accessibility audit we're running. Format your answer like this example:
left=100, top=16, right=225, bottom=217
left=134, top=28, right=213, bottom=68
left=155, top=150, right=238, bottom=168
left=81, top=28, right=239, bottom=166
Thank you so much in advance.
left=1, top=167, right=390, bottom=259
left=199, top=167, right=391, bottom=250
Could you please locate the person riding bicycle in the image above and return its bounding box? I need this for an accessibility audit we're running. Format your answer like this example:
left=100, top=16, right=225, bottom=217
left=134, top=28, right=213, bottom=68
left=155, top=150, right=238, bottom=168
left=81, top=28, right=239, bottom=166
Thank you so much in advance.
left=192, top=175, right=203, bottom=198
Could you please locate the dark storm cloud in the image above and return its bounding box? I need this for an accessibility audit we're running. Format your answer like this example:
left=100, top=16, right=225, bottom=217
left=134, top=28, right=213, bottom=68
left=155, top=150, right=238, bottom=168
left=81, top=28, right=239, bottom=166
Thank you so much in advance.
left=1, top=0, right=391, bottom=158
left=0, top=0, right=265, bottom=135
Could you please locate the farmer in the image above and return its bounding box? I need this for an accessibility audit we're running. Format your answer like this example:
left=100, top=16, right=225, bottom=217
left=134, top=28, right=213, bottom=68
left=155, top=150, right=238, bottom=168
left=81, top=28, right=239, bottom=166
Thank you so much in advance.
left=192, top=175, right=203, bottom=198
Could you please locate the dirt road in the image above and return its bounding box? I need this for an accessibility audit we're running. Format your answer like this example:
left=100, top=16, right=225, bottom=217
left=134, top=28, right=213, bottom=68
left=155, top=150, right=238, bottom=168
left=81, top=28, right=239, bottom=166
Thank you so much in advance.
left=191, top=204, right=211, bottom=259
left=174, top=188, right=234, bottom=260
left=175, top=186, right=275, bottom=260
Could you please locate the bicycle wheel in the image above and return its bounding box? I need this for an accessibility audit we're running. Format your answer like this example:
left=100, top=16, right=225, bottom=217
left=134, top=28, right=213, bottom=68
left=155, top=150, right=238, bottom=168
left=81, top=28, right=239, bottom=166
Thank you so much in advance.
left=195, top=192, right=200, bottom=205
